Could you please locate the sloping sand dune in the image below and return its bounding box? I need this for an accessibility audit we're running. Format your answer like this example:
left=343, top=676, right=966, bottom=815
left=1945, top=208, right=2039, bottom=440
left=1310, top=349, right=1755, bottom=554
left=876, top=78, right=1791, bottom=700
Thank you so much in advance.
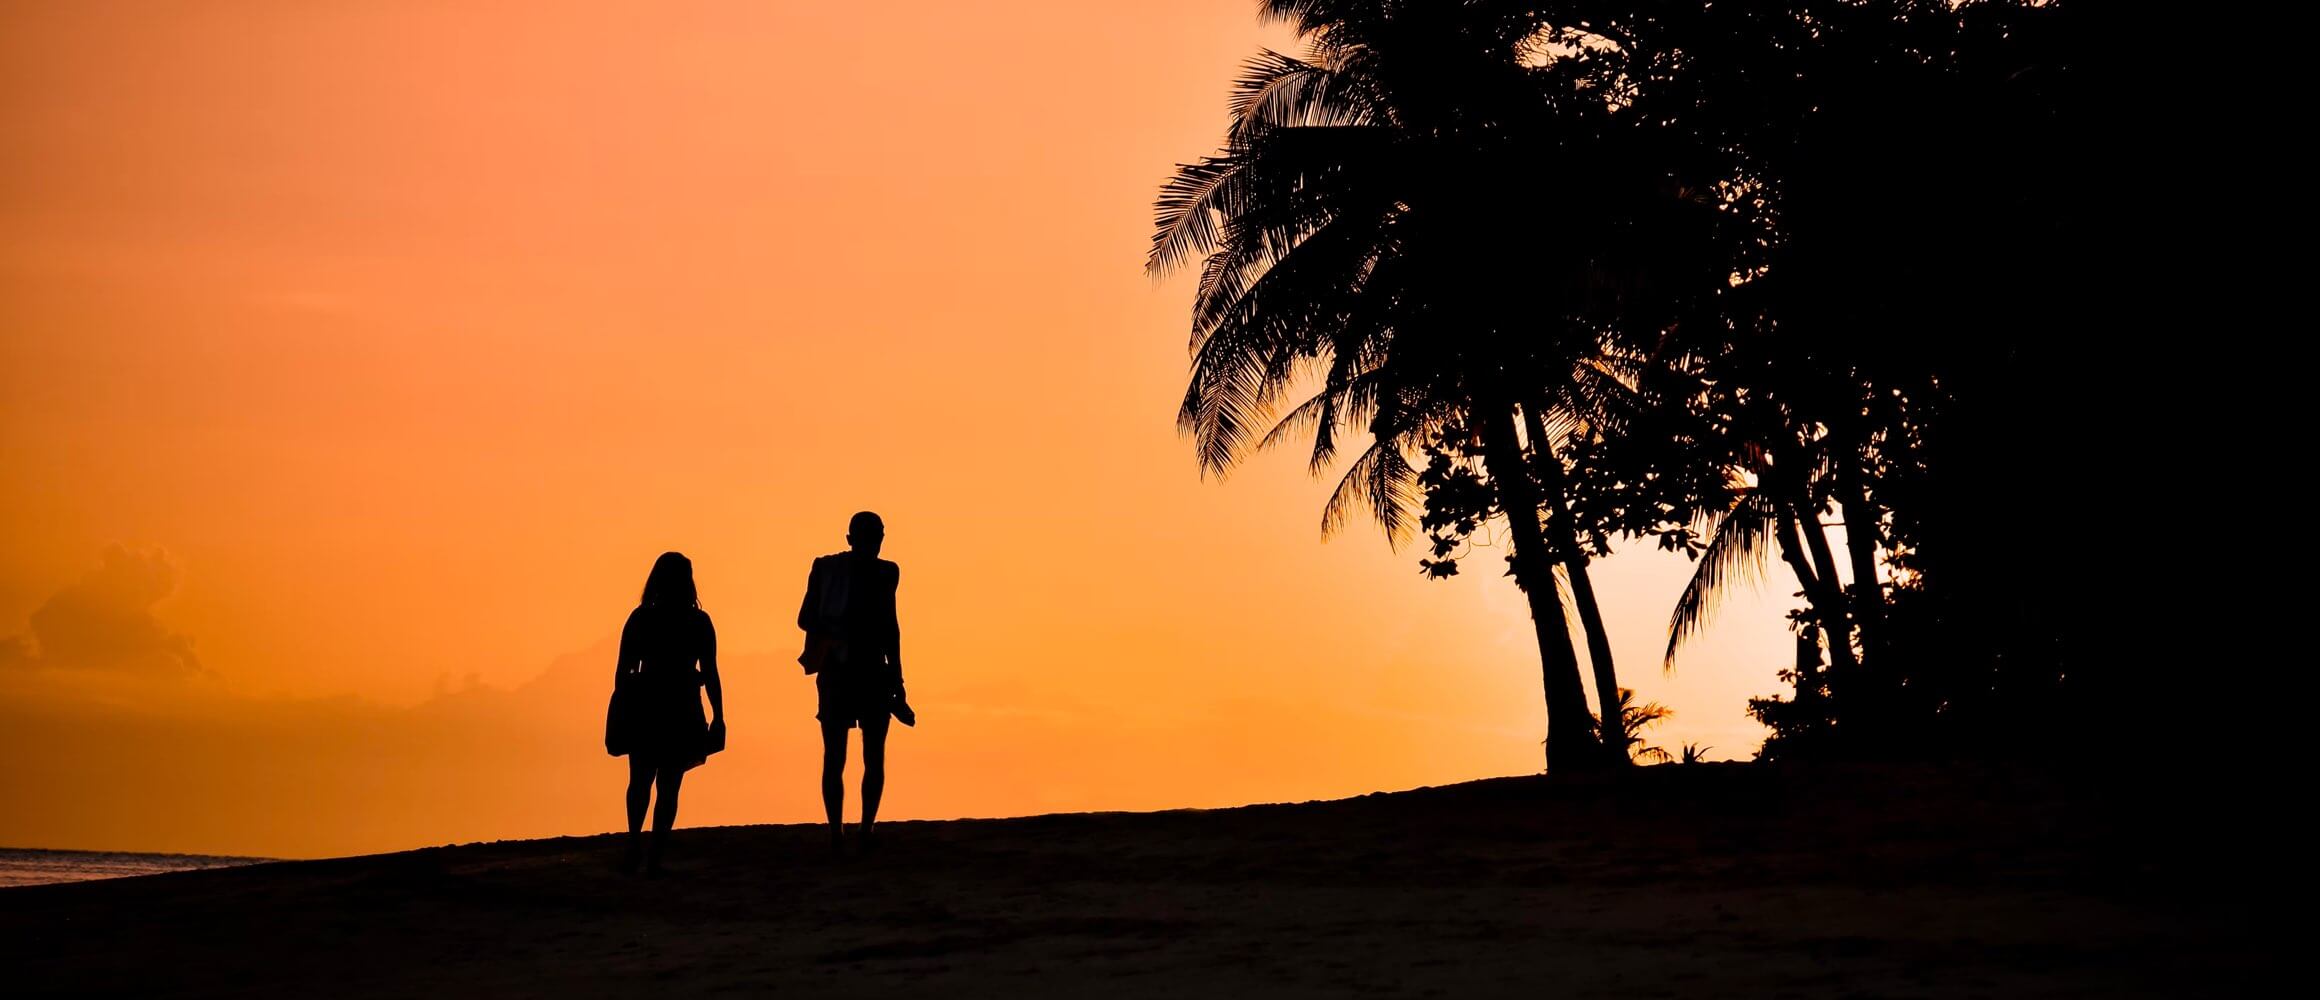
left=0, top=764, right=2259, bottom=997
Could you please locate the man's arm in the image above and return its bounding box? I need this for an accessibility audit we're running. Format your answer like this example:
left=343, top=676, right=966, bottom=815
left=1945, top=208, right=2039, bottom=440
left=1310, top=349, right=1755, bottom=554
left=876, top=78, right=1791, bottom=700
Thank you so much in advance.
left=797, top=558, right=822, bottom=634
left=885, top=562, right=904, bottom=686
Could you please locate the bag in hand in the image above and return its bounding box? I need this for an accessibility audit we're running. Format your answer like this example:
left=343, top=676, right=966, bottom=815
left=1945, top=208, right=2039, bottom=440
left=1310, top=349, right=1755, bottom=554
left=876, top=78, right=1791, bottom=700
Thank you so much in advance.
left=604, top=681, right=634, bottom=757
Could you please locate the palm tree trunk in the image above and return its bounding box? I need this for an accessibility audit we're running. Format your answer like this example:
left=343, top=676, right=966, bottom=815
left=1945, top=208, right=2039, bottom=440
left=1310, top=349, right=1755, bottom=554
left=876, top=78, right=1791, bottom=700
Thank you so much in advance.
left=1478, top=400, right=1600, bottom=771
left=1522, top=404, right=1624, bottom=765
left=1776, top=500, right=1858, bottom=677
left=1775, top=504, right=1833, bottom=724
left=1830, top=409, right=1885, bottom=667
left=1836, top=471, right=1884, bottom=666
left=1563, top=563, right=1623, bottom=763
left=1796, top=503, right=1861, bottom=678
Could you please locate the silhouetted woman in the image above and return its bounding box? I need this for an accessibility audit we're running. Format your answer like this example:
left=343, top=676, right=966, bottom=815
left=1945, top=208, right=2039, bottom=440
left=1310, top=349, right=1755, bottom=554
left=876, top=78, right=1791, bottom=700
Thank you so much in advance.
left=609, top=552, right=723, bottom=876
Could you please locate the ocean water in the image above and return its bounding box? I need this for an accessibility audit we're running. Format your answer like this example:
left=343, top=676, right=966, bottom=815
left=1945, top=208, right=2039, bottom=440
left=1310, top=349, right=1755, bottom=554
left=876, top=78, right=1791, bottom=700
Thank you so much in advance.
left=0, top=848, right=270, bottom=888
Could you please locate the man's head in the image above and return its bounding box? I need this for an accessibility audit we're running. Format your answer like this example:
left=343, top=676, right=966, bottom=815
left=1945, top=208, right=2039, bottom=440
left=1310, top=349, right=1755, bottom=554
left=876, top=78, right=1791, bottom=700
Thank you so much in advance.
left=847, top=510, right=885, bottom=557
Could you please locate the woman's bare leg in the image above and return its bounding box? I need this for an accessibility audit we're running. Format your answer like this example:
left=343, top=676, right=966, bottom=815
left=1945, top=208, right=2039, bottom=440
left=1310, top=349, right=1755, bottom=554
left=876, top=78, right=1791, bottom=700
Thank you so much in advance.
left=626, top=757, right=654, bottom=832
left=622, top=756, right=653, bottom=872
left=645, top=764, right=684, bottom=875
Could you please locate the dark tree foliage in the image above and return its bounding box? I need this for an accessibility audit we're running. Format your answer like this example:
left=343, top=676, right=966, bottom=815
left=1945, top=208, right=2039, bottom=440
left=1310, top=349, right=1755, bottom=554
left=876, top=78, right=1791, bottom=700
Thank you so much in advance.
left=1579, top=0, right=2082, bottom=759
left=1161, top=1, right=2093, bottom=764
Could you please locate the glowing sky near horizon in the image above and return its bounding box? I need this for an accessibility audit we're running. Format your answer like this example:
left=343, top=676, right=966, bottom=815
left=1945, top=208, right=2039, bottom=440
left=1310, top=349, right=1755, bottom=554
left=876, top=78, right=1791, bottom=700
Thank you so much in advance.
left=0, top=0, right=1796, bottom=858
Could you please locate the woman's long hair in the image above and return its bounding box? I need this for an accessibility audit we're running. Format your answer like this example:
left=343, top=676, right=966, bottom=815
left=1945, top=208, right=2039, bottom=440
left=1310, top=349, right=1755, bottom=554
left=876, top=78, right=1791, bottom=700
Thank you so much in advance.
left=639, top=551, right=699, bottom=609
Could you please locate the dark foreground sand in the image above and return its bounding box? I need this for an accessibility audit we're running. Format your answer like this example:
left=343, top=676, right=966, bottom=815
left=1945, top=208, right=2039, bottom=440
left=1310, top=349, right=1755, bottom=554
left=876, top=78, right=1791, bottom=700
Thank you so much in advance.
left=0, top=764, right=2263, bottom=997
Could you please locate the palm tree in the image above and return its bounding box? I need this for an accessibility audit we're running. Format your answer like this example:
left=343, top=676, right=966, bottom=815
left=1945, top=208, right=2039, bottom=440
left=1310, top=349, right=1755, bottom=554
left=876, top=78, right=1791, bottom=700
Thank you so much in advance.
left=1524, top=390, right=1628, bottom=764
left=1648, top=372, right=1869, bottom=732
left=1596, top=686, right=1672, bottom=763
left=1147, top=1, right=1619, bottom=767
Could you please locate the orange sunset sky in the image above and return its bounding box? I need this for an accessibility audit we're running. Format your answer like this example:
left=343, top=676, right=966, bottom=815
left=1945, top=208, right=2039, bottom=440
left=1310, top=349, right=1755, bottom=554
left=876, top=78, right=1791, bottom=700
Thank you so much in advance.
left=1, top=0, right=1795, bottom=859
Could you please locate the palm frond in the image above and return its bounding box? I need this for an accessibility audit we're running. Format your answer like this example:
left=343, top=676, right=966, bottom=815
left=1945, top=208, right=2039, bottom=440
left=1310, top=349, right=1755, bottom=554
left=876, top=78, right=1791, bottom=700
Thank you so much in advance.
left=1181, top=335, right=1302, bottom=476
left=1664, top=490, right=1777, bottom=671
left=1257, top=0, right=1361, bottom=34
left=1307, top=326, right=1393, bottom=473
left=1197, top=126, right=1393, bottom=309
left=1179, top=205, right=1393, bottom=474
left=1256, top=359, right=1388, bottom=467
left=1320, top=437, right=1419, bottom=543
left=1184, top=126, right=1394, bottom=342
left=1150, top=154, right=1257, bottom=278
left=1229, top=50, right=1372, bottom=133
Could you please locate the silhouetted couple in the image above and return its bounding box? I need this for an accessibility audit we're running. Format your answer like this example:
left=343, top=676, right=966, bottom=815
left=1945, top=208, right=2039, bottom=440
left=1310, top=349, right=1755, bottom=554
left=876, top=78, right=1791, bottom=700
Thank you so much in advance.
left=604, top=511, right=912, bottom=876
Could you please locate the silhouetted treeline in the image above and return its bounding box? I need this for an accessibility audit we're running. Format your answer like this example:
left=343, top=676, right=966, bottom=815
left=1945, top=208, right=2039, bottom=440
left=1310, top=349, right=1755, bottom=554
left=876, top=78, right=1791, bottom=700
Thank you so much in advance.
left=1155, top=1, right=2109, bottom=767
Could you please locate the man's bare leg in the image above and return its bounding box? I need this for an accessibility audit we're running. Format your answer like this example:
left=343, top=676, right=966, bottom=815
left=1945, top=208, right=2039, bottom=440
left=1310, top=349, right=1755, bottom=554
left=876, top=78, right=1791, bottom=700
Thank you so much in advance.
left=820, top=720, right=850, bottom=851
left=859, top=714, right=890, bottom=850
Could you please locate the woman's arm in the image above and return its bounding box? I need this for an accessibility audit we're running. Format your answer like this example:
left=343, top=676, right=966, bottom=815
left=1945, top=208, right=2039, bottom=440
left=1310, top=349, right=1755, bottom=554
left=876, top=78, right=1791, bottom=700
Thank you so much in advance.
left=701, top=613, right=724, bottom=723
left=615, top=609, right=637, bottom=683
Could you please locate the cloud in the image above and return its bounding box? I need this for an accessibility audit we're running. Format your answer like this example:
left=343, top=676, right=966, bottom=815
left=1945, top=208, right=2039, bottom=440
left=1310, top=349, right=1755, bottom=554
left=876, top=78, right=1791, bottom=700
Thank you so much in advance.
left=4, top=544, right=200, bottom=674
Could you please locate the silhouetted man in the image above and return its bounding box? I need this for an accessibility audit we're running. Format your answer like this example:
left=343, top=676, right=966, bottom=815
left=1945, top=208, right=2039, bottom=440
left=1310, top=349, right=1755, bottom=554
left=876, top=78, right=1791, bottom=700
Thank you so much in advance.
left=797, top=510, right=913, bottom=852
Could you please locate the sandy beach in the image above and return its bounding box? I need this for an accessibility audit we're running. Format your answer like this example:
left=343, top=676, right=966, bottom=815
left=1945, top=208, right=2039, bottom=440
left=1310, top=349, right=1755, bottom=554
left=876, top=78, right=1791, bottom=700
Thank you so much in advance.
left=0, top=763, right=2257, bottom=997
